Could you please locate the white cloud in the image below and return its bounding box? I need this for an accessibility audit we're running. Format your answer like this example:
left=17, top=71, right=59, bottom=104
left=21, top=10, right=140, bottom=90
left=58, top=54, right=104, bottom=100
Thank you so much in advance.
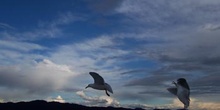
left=28, top=59, right=76, bottom=90
left=35, top=59, right=72, bottom=73
left=201, top=23, right=220, bottom=31
left=76, top=90, right=120, bottom=107
left=0, top=59, right=77, bottom=101
left=0, top=98, right=4, bottom=103
left=74, top=36, right=115, bottom=51
left=47, top=95, right=65, bottom=103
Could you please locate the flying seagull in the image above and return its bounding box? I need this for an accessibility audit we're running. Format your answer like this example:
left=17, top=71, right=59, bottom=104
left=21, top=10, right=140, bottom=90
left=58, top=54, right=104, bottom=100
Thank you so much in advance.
left=167, top=78, right=190, bottom=109
left=85, top=72, right=113, bottom=96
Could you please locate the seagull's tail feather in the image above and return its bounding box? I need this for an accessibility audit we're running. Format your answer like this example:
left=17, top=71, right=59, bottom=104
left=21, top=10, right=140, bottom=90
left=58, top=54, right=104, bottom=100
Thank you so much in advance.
left=105, top=83, right=113, bottom=94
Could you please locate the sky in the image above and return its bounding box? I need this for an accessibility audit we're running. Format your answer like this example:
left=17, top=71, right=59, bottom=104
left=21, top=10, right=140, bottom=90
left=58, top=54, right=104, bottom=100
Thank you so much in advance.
left=0, top=0, right=220, bottom=109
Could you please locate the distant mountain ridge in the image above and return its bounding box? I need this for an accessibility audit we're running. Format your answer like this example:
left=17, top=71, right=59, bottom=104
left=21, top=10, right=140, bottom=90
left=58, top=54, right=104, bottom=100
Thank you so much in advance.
left=0, top=100, right=185, bottom=110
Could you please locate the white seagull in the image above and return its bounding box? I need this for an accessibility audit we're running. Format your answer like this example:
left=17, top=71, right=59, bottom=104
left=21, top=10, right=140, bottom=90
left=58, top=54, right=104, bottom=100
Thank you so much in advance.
left=167, top=78, right=190, bottom=109
left=85, top=72, right=113, bottom=96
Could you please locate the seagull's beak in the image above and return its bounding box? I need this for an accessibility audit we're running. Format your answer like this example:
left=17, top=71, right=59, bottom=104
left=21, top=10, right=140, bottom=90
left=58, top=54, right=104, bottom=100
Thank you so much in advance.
left=85, top=86, right=88, bottom=89
left=172, top=81, right=177, bottom=86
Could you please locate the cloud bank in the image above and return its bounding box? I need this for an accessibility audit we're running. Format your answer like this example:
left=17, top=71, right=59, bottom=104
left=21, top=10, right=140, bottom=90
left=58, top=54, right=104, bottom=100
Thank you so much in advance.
left=76, top=91, right=120, bottom=107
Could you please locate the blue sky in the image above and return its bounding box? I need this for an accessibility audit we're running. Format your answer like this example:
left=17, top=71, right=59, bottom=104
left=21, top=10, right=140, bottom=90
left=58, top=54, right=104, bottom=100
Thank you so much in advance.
left=0, top=0, right=220, bottom=109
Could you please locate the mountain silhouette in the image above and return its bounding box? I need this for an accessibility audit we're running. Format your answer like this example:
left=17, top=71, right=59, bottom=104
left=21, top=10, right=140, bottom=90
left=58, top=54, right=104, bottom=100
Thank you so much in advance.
left=0, top=100, right=175, bottom=110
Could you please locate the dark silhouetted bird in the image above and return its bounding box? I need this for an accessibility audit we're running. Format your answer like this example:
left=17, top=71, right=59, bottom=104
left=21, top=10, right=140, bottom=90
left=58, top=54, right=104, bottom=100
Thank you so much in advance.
left=167, top=78, right=190, bottom=109
left=86, top=72, right=113, bottom=96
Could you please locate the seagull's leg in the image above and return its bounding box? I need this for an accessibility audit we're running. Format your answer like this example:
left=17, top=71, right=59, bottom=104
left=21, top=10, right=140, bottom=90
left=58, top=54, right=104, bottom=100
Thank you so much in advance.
left=105, top=90, right=110, bottom=96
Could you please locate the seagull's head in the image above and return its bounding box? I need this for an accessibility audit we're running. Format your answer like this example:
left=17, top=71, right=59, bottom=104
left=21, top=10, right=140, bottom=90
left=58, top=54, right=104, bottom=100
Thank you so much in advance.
left=177, top=78, right=187, bottom=84
left=177, top=78, right=190, bottom=90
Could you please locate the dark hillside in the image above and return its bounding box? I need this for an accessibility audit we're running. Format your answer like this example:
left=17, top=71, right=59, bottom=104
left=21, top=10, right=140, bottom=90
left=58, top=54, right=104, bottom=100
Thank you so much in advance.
left=0, top=100, right=187, bottom=110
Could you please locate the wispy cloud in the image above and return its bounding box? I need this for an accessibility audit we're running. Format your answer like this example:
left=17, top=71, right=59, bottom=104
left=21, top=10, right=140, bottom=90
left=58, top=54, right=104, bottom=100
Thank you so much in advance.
left=116, top=0, right=220, bottom=28
left=0, top=12, right=85, bottom=41
left=0, top=23, right=15, bottom=30
left=201, top=23, right=220, bottom=31
left=0, top=40, right=45, bottom=52
left=50, top=35, right=129, bottom=71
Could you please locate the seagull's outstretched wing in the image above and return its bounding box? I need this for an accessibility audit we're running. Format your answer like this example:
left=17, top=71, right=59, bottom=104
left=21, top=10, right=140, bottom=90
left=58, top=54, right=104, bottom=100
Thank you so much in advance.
left=89, top=72, right=104, bottom=85
left=105, top=83, right=113, bottom=94
left=167, top=87, right=177, bottom=96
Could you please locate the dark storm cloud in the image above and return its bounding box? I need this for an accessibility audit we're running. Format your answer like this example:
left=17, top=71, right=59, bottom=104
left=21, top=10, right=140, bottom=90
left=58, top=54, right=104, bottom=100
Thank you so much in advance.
left=0, top=67, right=54, bottom=94
left=81, top=0, right=124, bottom=27
left=159, top=55, right=220, bottom=66
left=115, top=90, right=171, bottom=106
left=114, top=91, right=151, bottom=102
left=201, top=56, right=220, bottom=65
left=117, top=0, right=220, bottom=29
left=191, top=86, right=220, bottom=96
left=124, top=70, right=188, bottom=87
left=138, top=90, right=171, bottom=98
left=62, top=87, right=80, bottom=93
left=121, top=30, right=220, bottom=98
left=124, top=67, right=220, bottom=96
left=191, top=72, right=220, bottom=87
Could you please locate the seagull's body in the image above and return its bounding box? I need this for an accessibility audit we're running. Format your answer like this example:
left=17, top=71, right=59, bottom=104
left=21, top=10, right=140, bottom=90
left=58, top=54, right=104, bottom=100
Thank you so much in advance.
left=86, top=72, right=113, bottom=96
left=167, top=78, right=190, bottom=109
